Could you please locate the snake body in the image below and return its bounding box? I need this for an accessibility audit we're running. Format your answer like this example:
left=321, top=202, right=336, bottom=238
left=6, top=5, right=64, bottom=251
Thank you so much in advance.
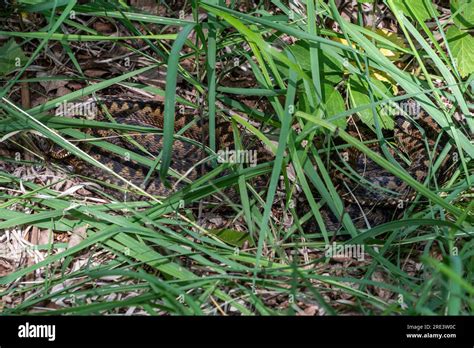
left=51, top=97, right=235, bottom=197
left=48, top=96, right=454, bottom=229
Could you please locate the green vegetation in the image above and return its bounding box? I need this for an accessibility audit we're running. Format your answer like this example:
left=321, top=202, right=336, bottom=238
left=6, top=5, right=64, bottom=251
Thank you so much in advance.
left=0, top=0, right=472, bottom=315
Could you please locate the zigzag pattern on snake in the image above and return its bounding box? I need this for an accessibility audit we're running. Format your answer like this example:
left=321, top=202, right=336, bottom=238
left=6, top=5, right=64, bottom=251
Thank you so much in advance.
left=46, top=96, right=455, bottom=230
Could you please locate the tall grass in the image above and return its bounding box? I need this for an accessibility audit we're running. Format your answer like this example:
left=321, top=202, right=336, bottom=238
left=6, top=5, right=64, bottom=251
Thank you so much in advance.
left=0, top=0, right=472, bottom=315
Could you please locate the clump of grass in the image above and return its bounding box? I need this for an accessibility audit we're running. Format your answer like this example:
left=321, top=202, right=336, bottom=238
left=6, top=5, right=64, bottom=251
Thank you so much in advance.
left=0, top=0, right=472, bottom=315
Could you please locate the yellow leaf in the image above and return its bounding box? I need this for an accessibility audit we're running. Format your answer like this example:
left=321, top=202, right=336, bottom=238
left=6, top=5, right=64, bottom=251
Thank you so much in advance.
left=370, top=28, right=406, bottom=61
left=371, top=69, right=398, bottom=94
left=332, top=37, right=357, bottom=49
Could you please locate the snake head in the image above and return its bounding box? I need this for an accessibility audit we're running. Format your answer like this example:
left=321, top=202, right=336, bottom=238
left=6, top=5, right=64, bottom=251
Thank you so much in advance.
left=31, top=135, right=70, bottom=160
left=47, top=142, right=72, bottom=160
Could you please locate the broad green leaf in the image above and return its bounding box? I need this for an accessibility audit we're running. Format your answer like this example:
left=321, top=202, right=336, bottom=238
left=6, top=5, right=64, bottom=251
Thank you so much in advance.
left=348, top=76, right=395, bottom=129
left=0, top=39, right=27, bottom=76
left=209, top=229, right=254, bottom=248
left=451, top=0, right=474, bottom=29
left=370, top=28, right=406, bottom=61
left=289, top=41, right=343, bottom=84
left=447, top=26, right=474, bottom=78
left=323, top=84, right=346, bottom=128
left=392, top=0, right=436, bottom=21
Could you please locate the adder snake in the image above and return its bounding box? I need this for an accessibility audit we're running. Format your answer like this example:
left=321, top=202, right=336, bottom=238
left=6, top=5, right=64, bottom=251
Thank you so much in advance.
left=46, top=96, right=454, bottom=230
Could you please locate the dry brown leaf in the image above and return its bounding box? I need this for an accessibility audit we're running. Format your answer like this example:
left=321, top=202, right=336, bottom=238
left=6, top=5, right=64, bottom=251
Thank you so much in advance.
left=37, top=72, right=68, bottom=93
left=93, top=21, right=115, bottom=34
left=303, top=305, right=318, bottom=316
left=56, top=86, right=71, bottom=97
left=67, top=82, right=83, bottom=90
left=84, top=69, right=108, bottom=78
left=38, top=229, right=53, bottom=246
left=68, top=226, right=88, bottom=248
left=0, top=257, right=14, bottom=276
left=371, top=270, right=393, bottom=301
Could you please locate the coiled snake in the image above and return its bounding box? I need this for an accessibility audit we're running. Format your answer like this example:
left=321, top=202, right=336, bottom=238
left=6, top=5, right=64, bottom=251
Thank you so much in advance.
left=46, top=96, right=454, bottom=230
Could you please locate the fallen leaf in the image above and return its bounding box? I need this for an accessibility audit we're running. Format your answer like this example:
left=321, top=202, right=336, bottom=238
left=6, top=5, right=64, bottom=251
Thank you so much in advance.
left=37, top=71, right=68, bottom=93
left=0, top=39, right=27, bottom=76
left=84, top=69, right=108, bottom=78
left=0, top=257, right=13, bottom=276
left=68, top=226, right=88, bottom=248
left=93, top=21, right=115, bottom=33
left=56, top=86, right=71, bottom=97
